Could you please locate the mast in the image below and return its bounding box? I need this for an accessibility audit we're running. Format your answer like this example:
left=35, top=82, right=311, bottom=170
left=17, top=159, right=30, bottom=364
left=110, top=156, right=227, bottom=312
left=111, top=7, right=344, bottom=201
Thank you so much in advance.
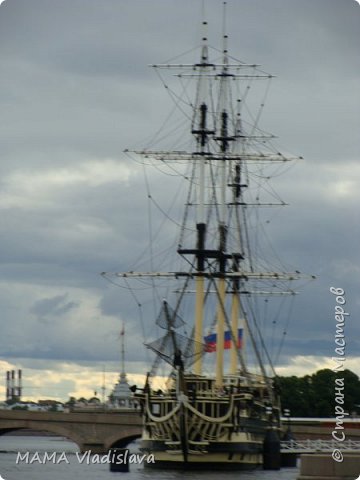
left=230, top=88, right=244, bottom=375
left=215, top=10, right=231, bottom=389
left=230, top=288, right=240, bottom=375
left=192, top=19, right=212, bottom=376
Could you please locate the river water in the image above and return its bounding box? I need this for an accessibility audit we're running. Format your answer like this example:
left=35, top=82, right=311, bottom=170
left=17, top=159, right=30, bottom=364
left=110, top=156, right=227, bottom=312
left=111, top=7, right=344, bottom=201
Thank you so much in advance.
left=0, top=435, right=300, bottom=480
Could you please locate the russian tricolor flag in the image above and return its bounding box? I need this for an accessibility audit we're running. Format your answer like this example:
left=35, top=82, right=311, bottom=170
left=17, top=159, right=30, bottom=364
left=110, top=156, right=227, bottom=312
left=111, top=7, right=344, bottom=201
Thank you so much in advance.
left=204, top=328, right=243, bottom=352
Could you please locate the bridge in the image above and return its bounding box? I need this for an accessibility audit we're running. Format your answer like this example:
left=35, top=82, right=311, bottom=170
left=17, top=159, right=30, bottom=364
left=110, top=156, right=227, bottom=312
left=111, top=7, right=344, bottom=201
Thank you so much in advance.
left=0, top=409, right=142, bottom=453
left=1, top=410, right=360, bottom=456
left=285, top=417, right=360, bottom=440
left=281, top=439, right=360, bottom=454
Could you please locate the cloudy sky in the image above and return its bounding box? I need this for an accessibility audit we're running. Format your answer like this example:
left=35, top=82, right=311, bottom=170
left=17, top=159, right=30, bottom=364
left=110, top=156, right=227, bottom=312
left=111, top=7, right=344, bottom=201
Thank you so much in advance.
left=0, top=0, right=359, bottom=402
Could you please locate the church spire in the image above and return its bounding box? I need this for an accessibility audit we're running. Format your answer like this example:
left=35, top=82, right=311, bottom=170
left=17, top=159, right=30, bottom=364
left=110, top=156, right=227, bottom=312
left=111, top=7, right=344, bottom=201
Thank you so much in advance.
left=120, top=322, right=126, bottom=379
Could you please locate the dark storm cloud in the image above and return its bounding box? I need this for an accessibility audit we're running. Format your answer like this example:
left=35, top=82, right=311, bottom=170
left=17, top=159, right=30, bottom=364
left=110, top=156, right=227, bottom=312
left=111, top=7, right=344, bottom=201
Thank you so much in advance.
left=0, top=0, right=359, bottom=393
left=30, top=294, right=78, bottom=320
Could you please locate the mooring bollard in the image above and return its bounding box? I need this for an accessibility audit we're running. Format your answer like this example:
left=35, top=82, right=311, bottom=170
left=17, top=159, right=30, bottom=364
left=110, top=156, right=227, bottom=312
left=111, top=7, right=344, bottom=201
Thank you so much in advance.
left=281, top=429, right=297, bottom=467
left=263, top=428, right=281, bottom=470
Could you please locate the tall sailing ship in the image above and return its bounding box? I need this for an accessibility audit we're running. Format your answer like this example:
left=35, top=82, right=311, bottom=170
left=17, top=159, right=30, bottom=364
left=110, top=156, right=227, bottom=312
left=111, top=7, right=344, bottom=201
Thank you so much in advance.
left=104, top=5, right=310, bottom=469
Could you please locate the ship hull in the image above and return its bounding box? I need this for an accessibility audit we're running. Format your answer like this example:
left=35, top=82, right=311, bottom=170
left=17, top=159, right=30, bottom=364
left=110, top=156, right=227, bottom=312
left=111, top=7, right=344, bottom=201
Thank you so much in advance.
left=143, top=456, right=262, bottom=470
left=141, top=438, right=263, bottom=469
left=138, top=376, right=280, bottom=470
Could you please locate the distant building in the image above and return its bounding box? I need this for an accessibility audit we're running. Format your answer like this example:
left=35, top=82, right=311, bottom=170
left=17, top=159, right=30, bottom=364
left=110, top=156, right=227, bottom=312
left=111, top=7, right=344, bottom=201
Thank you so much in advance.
left=109, top=324, right=135, bottom=409
left=4, top=369, right=22, bottom=403
left=8, top=401, right=46, bottom=411
left=38, top=400, right=65, bottom=411
left=111, top=371, right=134, bottom=408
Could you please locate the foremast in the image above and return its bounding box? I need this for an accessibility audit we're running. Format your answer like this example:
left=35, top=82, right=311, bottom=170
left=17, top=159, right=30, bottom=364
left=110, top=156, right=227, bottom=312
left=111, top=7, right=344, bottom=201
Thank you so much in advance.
left=192, top=20, right=211, bottom=378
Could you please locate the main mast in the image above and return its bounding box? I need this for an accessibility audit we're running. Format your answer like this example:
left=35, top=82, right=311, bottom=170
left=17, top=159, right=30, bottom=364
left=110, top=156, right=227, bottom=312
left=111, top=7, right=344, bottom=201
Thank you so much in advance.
left=230, top=110, right=243, bottom=375
left=215, top=27, right=231, bottom=389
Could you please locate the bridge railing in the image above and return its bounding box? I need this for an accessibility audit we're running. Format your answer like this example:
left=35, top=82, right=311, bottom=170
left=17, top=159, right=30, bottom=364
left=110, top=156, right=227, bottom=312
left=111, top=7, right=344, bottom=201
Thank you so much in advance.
left=281, top=439, right=360, bottom=453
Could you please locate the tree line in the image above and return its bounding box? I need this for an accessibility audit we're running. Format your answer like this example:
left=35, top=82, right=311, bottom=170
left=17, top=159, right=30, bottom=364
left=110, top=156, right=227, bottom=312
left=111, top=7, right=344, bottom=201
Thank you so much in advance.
left=277, top=368, right=360, bottom=417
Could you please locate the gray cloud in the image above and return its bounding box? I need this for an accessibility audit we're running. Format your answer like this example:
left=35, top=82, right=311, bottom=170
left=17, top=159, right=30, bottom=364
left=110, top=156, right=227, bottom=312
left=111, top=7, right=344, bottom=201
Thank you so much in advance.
left=30, top=294, right=78, bottom=321
left=0, top=0, right=359, bottom=399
